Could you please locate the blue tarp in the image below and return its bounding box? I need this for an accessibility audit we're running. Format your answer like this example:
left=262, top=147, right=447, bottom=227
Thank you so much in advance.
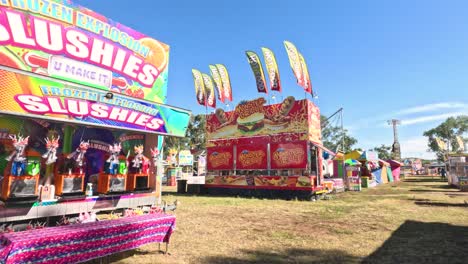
left=372, top=168, right=383, bottom=184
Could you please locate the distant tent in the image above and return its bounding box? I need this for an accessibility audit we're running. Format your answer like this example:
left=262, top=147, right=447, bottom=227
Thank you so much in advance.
left=387, top=165, right=394, bottom=182
left=372, top=166, right=383, bottom=184
left=387, top=159, right=403, bottom=181
left=359, top=151, right=379, bottom=161
left=379, top=159, right=390, bottom=184
left=344, top=150, right=362, bottom=160
left=332, top=152, right=345, bottom=178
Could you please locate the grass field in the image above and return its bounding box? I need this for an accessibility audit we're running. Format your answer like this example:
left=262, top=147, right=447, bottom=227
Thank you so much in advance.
left=108, top=176, right=468, bottom=264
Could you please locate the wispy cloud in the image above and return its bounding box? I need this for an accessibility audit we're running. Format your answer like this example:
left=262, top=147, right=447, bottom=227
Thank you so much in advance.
left=400, top=136, right=436, bottom=160
left=394, top=102, right=468, bottom=116
left=355, top=136, right=436, bottom=159
left=359, top=102, right=468, bottom=128
left=401, top=112, right=467, bottom=126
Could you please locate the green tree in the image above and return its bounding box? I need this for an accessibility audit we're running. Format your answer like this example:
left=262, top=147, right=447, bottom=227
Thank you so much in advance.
left=163, top=114, right=206, bottom=157
left=185, top=114, right=206, bottom=152
left=423, top=115, right=468, bottom=161
left=371, top=144, right=392, bottom=160
left=321, top=115, right=358, bottom=153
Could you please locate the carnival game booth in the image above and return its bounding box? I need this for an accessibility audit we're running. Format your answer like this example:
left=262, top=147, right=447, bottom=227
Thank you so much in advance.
left=378, top=159, right=390, bottom=184
left=344, top=159, right=361, bottom=191
left=0, top=1, right=190, bottom=255
left=447, top=154, right=468, bottom=191
left=331, top=152, right=345, bottom=178
left=322, top=150, right=345, bottom=193
left=204, top=96, right=326, bottom=200
left=355, top=151, right=379, bottom=188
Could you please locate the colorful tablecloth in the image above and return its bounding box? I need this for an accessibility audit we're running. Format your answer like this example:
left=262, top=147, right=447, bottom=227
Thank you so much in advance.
left=0, top=213, right=176, bottom=264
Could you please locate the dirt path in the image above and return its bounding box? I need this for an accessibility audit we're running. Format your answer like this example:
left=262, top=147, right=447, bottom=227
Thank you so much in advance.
left=101, top=176, right=467, bottom=264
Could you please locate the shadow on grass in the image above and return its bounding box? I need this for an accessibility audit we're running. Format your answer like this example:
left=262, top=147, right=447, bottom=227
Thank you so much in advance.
left=83, top=248, right=164, bottom=264
left=446, top=193, right=468, bottom=197
left=201, top=248, right=360, bottom=264
left=414, top=201, right=468, bottom=208
left=403, top=178, right=447, bottom=183
left=410, top=189, right=460, bottom=193
left=363, top=220, right=468, bottom=264
left=162, top=189, right=316, bottom=201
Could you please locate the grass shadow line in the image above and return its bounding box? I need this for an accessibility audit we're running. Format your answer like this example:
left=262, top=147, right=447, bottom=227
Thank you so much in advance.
left=363, top=220, right=468, bottom=264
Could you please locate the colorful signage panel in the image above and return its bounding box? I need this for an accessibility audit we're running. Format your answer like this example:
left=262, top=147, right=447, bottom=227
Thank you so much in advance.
left=207, top=97, right=320, bottom=142
left=307, top=100, right=321, bottom=144
left=0, top=1, right=169, bottom=103
left=261, top=47, right=281, bottom=92
left=207, top=146, right=233, bottom=170
left=192, top=69, right=206, bottom=106
left=283, top=41, right=304, bottom=88
left=298, top=53, right=312, bottom=94
left=215, top=64, right=232, bottom=102
left=0, top=69, right=190, bottom=136
left=209, top=65, right=224, bottom=103
left=236, top=144, right=268, bottom=170
left=202, top=73, right=216, bottom=108
left=245, top=51, right=268, bottom=94
left=204, top=175, right=314, bottom=190
left=270, top=141, right=307, bottom=169
left=178, top=150, right=194, bottom=166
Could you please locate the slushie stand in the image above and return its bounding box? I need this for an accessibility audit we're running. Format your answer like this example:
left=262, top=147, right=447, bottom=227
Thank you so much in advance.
left=0, top=0, right=190, bottom=223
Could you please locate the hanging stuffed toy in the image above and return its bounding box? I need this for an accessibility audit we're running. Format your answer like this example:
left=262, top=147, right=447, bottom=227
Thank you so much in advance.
left=106, top=143, right=121, bottom=175
left=67, top=141, right=89, bottom=168
left=167, top=148, right=178, bottom=166
left=150, top=147, right=160, bottom=176
left=150, top=147, right=160, bottom=166
left=5, top=134, right=29, bottom=176
left=132, top=145, right=149, bottom=173
left=42, top=136, right=60, bottom=165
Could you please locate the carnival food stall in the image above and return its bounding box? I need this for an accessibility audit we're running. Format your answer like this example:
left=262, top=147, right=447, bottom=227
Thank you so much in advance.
left=203, top=96, right=326, bottom=199
left=447, top=154, right=468, bottom=191
left=0, top=1, right=189, bottom=261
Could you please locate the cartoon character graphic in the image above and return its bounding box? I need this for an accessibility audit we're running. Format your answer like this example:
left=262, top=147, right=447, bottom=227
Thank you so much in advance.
left=167, top=148, right=178, bottom=166
left=5, top=134, right=29, bottom=176
left=151, top=147, right=160, bottom=165
left=132, top=145, right=149, bottom=173
left=106, top=143, right=122, bottom=175
left=67, top=141, right=89, bottom=168
left=42, top=136, right=60, bottom=165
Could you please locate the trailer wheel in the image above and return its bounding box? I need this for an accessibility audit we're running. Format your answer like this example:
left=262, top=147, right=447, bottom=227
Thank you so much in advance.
left=309, top=194, right=317, bottom=202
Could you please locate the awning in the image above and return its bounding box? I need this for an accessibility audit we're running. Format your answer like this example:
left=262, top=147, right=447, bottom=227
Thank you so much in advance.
left=310, top=141, right=336, bottom=156
left=378, top=159, right=390, bottom=166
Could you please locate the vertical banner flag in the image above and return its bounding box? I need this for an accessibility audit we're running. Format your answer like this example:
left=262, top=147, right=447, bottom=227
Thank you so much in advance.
left=261, top=47, right=281, bottom=92
left=456, top=136, right=465, bottom=151
left=192, top=69, right=206, bottom=106
left=215, top=64, right=233, bottom=102
left=298, top=53, right=312, bottom=94
left=283, top=41, right=304, bottom=88
left=246, top=51, right=268, bottom=94
left=202, top=73, right=217, bottom=108
left=209, top=65, right=225, bottom=103
left=435, top=137, right=446, bottom=151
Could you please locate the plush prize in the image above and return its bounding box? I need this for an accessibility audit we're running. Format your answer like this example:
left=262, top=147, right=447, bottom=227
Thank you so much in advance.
left=67, top=140, right=89, bottom=168
left=106, top=143, right=121, bottom=175
left=6, top=134, right=29, bottom=176
left=132, top=145, right=149, bottom=173
left=42, top=136, right=60, bottom=165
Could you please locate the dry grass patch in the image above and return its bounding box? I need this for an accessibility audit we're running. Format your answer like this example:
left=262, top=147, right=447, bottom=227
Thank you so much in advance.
left=101, top=176, right=468, bottom=264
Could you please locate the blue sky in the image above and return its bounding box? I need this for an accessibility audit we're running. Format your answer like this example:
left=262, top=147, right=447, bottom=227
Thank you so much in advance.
left=75, top=0, right=468, bottom=159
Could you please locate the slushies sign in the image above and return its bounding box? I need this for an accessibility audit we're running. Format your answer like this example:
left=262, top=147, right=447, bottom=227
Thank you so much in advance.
left=0, top=68, right=191, bottom=136
left=0, top=0, right=170, bottom=103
